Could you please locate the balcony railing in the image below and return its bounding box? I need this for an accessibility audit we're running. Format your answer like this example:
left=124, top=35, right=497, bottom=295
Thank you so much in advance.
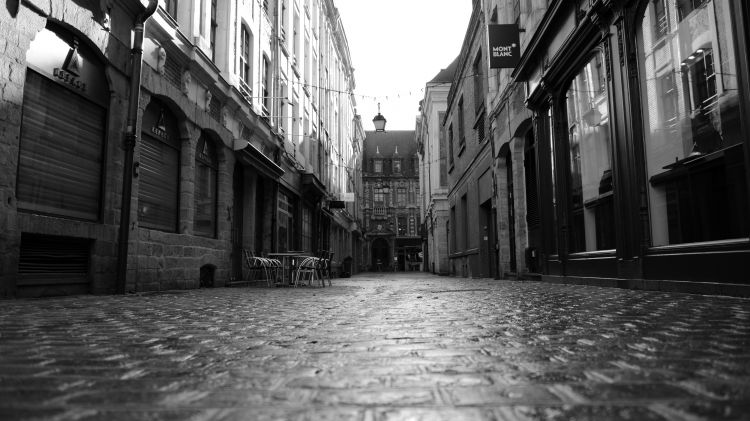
left=239, top=80, right=253, bottom=104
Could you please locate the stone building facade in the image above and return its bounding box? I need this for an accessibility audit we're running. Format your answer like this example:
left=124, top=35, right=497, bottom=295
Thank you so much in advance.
left=0, top=0, right=363, bottom=298
left=361, top=131, right=422, bottom=272
left=449, top=0, right=750, bottom=294
left=417, top=58, right=457, bottom=275
left=444, top=4, right=499, bottom=279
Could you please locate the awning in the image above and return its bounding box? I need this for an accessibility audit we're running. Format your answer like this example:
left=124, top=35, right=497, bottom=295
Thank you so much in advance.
left=234, top=140, right=284, bottom=179
left=302, top=172, right=326, bottom=201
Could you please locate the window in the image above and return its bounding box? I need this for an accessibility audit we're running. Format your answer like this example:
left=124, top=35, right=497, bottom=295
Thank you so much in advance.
left=397, top=216, right=407, bottom=236
left=139, top=100, right=181, bottom=232
left=473, top=52, right=484, bottom=112
left=164, top=0, right=178, bottom=18
left=461, top=194, right=468, bottom=250
left=653, top=0, right=669, bottom=39
left=374, top=159, right=383, bottom=173
left=210, top=0, right=217, bottom=61
left=262, top=55, right=270, bottom=115
left=396, top=187, right=406, bottom=205
left=438, top=111, right=448, bottom=183
left=301, top=205, right=312, bottom=252
left=194, top=133, right=218, bottom=237
left=293, top=11, right=300, bottom=67
left=17, top=26, right=108, bottom=221
left=458, top=97, right=465, bottom=149
left=278, top=191, right=295, bottom=251
left=199, top=0, right=205, bottom=35
left=637, top=0, right=747, bottom=246
left=448, top=124, right=454, bottom=168
left=280, top=0, right=287, bottom=41
left=564, top=51, right=615, bottom=252
left=239, top=26, right=252, bottom=90
left=393, top=159, right=402, bottom=173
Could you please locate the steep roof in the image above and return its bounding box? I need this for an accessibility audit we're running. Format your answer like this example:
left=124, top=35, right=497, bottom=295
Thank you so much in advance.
left=428, top=56, right=459, bottom=84
left=363, top=130, right=417, bottom=160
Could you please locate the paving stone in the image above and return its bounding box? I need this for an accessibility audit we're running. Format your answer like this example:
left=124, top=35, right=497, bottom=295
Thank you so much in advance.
left=0, top=272, right=749, bottom=419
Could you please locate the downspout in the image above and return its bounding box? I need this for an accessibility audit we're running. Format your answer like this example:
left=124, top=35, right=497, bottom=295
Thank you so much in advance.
left=116, top=0, right=159, bottom=294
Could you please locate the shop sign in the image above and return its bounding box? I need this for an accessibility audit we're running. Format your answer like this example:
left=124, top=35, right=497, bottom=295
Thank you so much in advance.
left=488, top=24, right=521, bottom=69
left=53, top=39, right=87, bottom=92
left=26, top=27, right=107, bottom=104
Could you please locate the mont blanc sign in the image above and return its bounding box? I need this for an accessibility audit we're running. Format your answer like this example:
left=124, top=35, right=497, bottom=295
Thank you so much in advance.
left=488, top=24, right=520, bottom=68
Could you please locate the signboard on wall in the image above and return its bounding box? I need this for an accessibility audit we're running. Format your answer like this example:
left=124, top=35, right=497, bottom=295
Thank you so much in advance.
left=488, top=24, right=521, bottom=68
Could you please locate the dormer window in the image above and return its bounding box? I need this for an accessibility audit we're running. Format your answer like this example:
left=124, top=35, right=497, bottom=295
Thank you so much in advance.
left=374, top=159, right=383, bottom=173
left=393, top=159, right=402, bottom=173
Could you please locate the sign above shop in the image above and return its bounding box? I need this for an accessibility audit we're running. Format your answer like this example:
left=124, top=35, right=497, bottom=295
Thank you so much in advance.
left=488, top=24, right=521, bottom=69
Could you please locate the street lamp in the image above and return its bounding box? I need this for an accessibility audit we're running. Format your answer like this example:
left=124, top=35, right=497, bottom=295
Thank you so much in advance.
left=372, top=103, right=386, bottom=132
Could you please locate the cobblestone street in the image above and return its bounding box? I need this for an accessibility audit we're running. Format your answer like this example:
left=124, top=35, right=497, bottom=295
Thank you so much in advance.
left=1, top=273, right=750, bottom=420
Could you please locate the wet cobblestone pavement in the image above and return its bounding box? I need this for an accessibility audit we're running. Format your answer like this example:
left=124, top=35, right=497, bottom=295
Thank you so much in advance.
left=1, top=273, right=750, bottom=420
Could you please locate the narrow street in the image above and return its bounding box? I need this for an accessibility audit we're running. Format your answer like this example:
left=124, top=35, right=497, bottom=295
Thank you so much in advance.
left=1, top=274, right=749, bottom=420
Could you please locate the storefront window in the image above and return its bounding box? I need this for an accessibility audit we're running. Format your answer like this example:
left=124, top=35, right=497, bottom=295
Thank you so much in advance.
left=564, top=51, right=615, bottom=252
left=277, top=191, right=295, bottom=251
left=194, top=133, right=218, bottom=237
left=544, top=107, right=558, bottom=254
left=301, top=205, right=312, bottom=252
left=637, top=0, right=748, bottom=246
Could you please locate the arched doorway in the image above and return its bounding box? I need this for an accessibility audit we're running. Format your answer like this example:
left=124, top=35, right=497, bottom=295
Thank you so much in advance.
left=371, top=238, right=389, bottom=271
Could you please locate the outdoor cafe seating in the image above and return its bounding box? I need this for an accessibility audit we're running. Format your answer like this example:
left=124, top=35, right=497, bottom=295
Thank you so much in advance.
left=243, top=249, right=334, bottom=288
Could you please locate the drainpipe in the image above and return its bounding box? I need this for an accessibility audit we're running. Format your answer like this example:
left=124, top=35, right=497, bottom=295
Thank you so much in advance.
left=116, top=0, right=159, bottom=294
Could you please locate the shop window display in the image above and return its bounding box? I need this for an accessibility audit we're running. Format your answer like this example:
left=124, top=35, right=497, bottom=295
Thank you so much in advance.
left=638, top=0, right=748, bottom=245
left=564, top=52, right=616, bottom=253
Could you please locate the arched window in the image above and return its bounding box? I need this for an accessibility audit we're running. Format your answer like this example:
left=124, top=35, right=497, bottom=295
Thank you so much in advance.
left=194, top=133, right=218, bottom=237
left=17, top=23, right=109, bottom=221
left=139, top=100, right=181, bottom=232
left=637, top=0, right=747, bottom=245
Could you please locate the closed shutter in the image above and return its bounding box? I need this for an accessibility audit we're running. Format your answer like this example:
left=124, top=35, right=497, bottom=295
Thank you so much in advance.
left=138, top=133, right=180, bottom=231
left=17, top=70, right=105, bottom=220
left=18, top=234, right=90, bottom=288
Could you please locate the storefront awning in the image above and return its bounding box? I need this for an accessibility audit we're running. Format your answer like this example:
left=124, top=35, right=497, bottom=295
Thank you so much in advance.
left=234, top=140, right=284, bottom=179
left=302, top=172, right=326, bottom=200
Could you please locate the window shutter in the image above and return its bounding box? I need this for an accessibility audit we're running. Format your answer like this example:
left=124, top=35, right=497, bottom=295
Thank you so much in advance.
left=139, top=134, right=180, bottom=231
left=17, top=70, right=105, bottom=221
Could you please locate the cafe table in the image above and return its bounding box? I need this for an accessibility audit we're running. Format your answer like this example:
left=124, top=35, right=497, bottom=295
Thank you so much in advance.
left=267, top=251, right=311, bottom=286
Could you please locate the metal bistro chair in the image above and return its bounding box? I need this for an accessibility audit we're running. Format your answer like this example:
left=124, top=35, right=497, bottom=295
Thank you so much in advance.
left=243, top=249, right=280, bottom=287
left=293, top=256, right=322, bottom=287
left=318, top=251, right=334, bottom=287
left=243, top=249, right=267, bottom=286
left=261, top=252, right=283, bottom=286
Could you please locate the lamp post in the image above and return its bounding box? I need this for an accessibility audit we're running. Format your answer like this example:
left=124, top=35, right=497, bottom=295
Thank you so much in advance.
left=372, top=103, right=386, bottom=132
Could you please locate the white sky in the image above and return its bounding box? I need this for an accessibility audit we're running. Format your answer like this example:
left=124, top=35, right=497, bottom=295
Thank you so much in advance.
left=335, top=1, right=472, bottom=131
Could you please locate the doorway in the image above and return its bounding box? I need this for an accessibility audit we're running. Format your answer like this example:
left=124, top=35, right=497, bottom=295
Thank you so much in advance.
left=371, top=238, right=389, bottom=271
left=231, top=164, right=244, bottom=281
left=479, top=200, right=497, bottom=278
left=506, top=152, right=517, bottom=273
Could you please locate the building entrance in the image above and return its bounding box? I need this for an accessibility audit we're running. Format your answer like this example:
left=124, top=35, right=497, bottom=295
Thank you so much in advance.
left=371, top=238, right=390, bottom=271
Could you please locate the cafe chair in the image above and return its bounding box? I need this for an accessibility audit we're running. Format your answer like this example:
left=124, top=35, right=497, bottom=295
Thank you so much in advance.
left=316, top=251, right=334, bottom=287
left=243, top=249, right=271, bottom=287
left=294, top=256, right=322, bottom=287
